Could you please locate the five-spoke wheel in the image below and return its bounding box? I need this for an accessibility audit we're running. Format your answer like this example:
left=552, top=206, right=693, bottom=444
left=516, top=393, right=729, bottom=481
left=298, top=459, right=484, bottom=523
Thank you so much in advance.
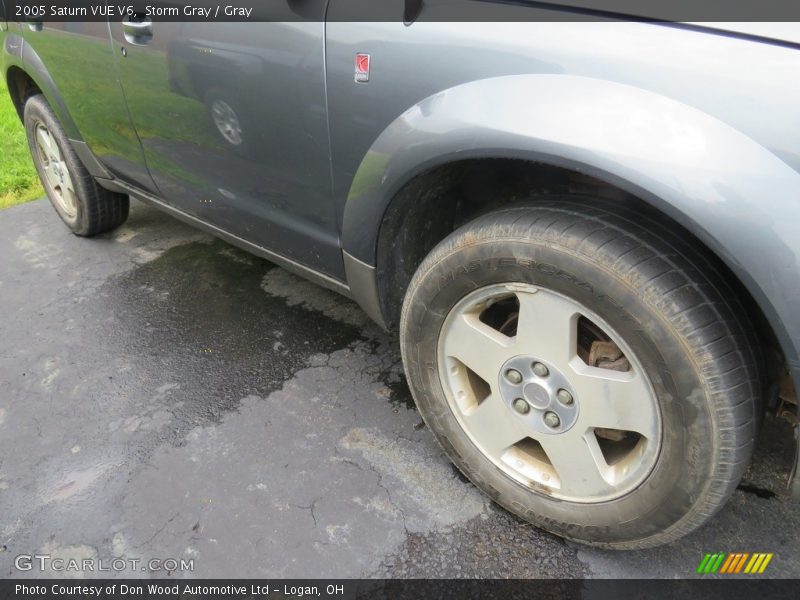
left=438, top=283, right=660, bottom=502
left=24, top=94, right=129, bottom=235
left=401, top=198, right=760, bottom=548
left=33, top=122, right=78, bottom=221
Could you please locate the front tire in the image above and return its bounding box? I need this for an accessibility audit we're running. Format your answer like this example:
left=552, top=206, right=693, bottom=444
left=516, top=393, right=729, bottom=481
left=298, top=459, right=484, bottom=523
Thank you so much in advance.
left=400, top=197, right=760, bottom=549
left=24, top=94, right=129, bottom=236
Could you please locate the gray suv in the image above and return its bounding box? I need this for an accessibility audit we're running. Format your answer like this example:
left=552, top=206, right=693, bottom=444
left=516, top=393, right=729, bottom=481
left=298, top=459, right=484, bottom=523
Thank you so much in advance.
left=2, top=3, right=799, bottom=549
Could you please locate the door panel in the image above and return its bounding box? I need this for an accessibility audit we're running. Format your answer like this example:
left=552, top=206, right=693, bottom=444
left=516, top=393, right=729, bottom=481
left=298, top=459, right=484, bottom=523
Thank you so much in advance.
left=110, top=2, right=342, bottom=277
left=19, top=21, right=152, bottom=190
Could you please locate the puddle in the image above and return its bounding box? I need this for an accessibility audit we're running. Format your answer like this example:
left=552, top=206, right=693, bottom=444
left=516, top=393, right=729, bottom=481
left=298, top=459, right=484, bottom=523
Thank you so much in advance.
left=94, top=239, right=363, bottom=442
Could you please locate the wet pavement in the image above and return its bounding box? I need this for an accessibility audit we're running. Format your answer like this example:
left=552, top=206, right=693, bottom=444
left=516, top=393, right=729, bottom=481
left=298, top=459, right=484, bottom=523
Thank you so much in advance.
left=1, top=199, right=798, bottom=579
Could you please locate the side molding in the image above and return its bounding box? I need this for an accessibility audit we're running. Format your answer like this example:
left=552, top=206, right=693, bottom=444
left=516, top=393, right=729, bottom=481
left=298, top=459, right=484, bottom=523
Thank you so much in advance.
left=69, top=139, right=113, bottom=179
left=343, top=251, right=386, bottom=329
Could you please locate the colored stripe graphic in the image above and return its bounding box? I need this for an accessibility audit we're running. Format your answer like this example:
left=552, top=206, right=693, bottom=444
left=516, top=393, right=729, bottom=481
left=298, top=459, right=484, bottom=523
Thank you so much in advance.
left=710, top=553, right=726, bottom=573
left=758, top=554, right=773, bottom=573
left=703, top=553, right=721, bottom=574
left=720, top=553, right=739, bottom=574
left=719, top=553, right=736, bottom=574
left=748, top=554, right=765, bottom=573
left=734, top=553, right=750, bottom=573
left=697, top=552, right=773, bottom=574
left=702, top=553, right=718, bottom=574
left=748, top=553, right=762, bottom=573
left=697, top=554, right=712, bottom=574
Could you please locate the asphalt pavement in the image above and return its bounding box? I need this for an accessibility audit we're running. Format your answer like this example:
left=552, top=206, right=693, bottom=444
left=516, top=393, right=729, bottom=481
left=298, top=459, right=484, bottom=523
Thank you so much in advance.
left=1, top=199, right=798, bottom=579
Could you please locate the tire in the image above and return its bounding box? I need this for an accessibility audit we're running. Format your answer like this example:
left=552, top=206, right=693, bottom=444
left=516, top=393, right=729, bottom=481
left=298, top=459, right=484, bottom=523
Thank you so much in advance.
left=400, top=196, right=761, bottom=549
left=24, top=94, right=129, bottom=236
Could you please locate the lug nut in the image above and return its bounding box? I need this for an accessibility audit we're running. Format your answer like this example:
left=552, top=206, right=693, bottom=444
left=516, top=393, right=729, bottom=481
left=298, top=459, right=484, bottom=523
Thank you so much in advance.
left=532, top=362, right=549, bottom=377
left=544, top=411, right=561, bottom=428
left=512, top=398, right=530, bottom=415
left=505, top=369, right=523, bottom=384
left=556, top=389, right=574, bottom=406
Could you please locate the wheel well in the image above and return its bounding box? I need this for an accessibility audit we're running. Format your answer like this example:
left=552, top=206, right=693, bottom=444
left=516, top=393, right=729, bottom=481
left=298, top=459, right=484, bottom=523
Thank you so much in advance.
left=5, top=67, right=42, bottom=122
left=375, top=157, right=782, bottom=389
left=376, top=158, right=633, bottom=327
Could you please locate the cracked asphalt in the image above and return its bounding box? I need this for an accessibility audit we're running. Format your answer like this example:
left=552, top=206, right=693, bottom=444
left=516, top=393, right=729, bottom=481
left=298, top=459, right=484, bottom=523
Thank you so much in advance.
left=1, top=199, right=799, bottom=579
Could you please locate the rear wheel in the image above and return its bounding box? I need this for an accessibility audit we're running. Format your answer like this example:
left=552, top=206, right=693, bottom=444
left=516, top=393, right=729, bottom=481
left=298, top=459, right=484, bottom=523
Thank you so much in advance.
left=400, top=197, right=761, bottom=548
left=24, top=94, right=129, bottom=236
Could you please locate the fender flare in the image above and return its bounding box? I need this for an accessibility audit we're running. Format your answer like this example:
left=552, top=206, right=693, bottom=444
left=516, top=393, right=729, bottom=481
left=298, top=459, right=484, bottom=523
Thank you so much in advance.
left=342, top=74, right=800, bottom=385
left=4, top=30, right=112, bottom=178
left=17, top=34, right=81, bottom=139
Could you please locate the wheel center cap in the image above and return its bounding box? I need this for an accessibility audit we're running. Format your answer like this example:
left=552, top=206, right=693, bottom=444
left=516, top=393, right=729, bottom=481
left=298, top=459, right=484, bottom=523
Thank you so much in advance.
left=498, top=355, right=580, bottom=434
left=523, top=382, right=550, bottom=409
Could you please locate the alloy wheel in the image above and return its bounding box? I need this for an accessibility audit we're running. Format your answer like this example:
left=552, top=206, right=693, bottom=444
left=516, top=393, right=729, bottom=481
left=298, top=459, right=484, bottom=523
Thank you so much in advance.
left=437, top=283, right=662, bottom=503
left=34, top=122, right=78, bottom=219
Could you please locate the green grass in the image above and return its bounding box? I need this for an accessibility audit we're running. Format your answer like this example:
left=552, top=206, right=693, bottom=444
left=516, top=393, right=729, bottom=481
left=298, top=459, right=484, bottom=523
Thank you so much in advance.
left=0, top=78, right=44, bottom=209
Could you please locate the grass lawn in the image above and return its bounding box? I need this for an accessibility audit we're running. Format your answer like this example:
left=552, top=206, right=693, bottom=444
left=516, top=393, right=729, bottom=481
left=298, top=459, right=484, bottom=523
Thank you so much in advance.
left=0, top=78, right=43, bottom=209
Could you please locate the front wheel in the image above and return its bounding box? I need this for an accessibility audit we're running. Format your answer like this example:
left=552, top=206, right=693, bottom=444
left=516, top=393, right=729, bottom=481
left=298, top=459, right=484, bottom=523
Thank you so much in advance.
left=400, top=197, right=760, bottom=549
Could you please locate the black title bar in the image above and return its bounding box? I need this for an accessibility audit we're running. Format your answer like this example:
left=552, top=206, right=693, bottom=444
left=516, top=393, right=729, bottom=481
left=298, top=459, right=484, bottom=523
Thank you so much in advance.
left=4, top=579, right=800, bottom=600
left=5, top=0, right=800, bottom=23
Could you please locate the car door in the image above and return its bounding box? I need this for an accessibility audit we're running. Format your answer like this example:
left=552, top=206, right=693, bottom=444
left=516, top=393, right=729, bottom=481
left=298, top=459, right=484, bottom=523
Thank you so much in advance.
left=18, top=20, right=155, bottom=192
left=109, top=1, right=342, bottom=277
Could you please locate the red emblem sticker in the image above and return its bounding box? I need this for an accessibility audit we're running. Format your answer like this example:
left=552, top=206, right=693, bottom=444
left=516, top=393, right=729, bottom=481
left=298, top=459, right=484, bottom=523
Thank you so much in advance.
left=355, top=53, right=370, bottom=83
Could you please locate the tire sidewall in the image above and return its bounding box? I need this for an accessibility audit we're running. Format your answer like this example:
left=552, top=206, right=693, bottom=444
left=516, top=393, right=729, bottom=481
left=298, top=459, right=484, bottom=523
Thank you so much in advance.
left=24, top=96, right=92, bottom=234
left=402, top=237, right=717, bottom=545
